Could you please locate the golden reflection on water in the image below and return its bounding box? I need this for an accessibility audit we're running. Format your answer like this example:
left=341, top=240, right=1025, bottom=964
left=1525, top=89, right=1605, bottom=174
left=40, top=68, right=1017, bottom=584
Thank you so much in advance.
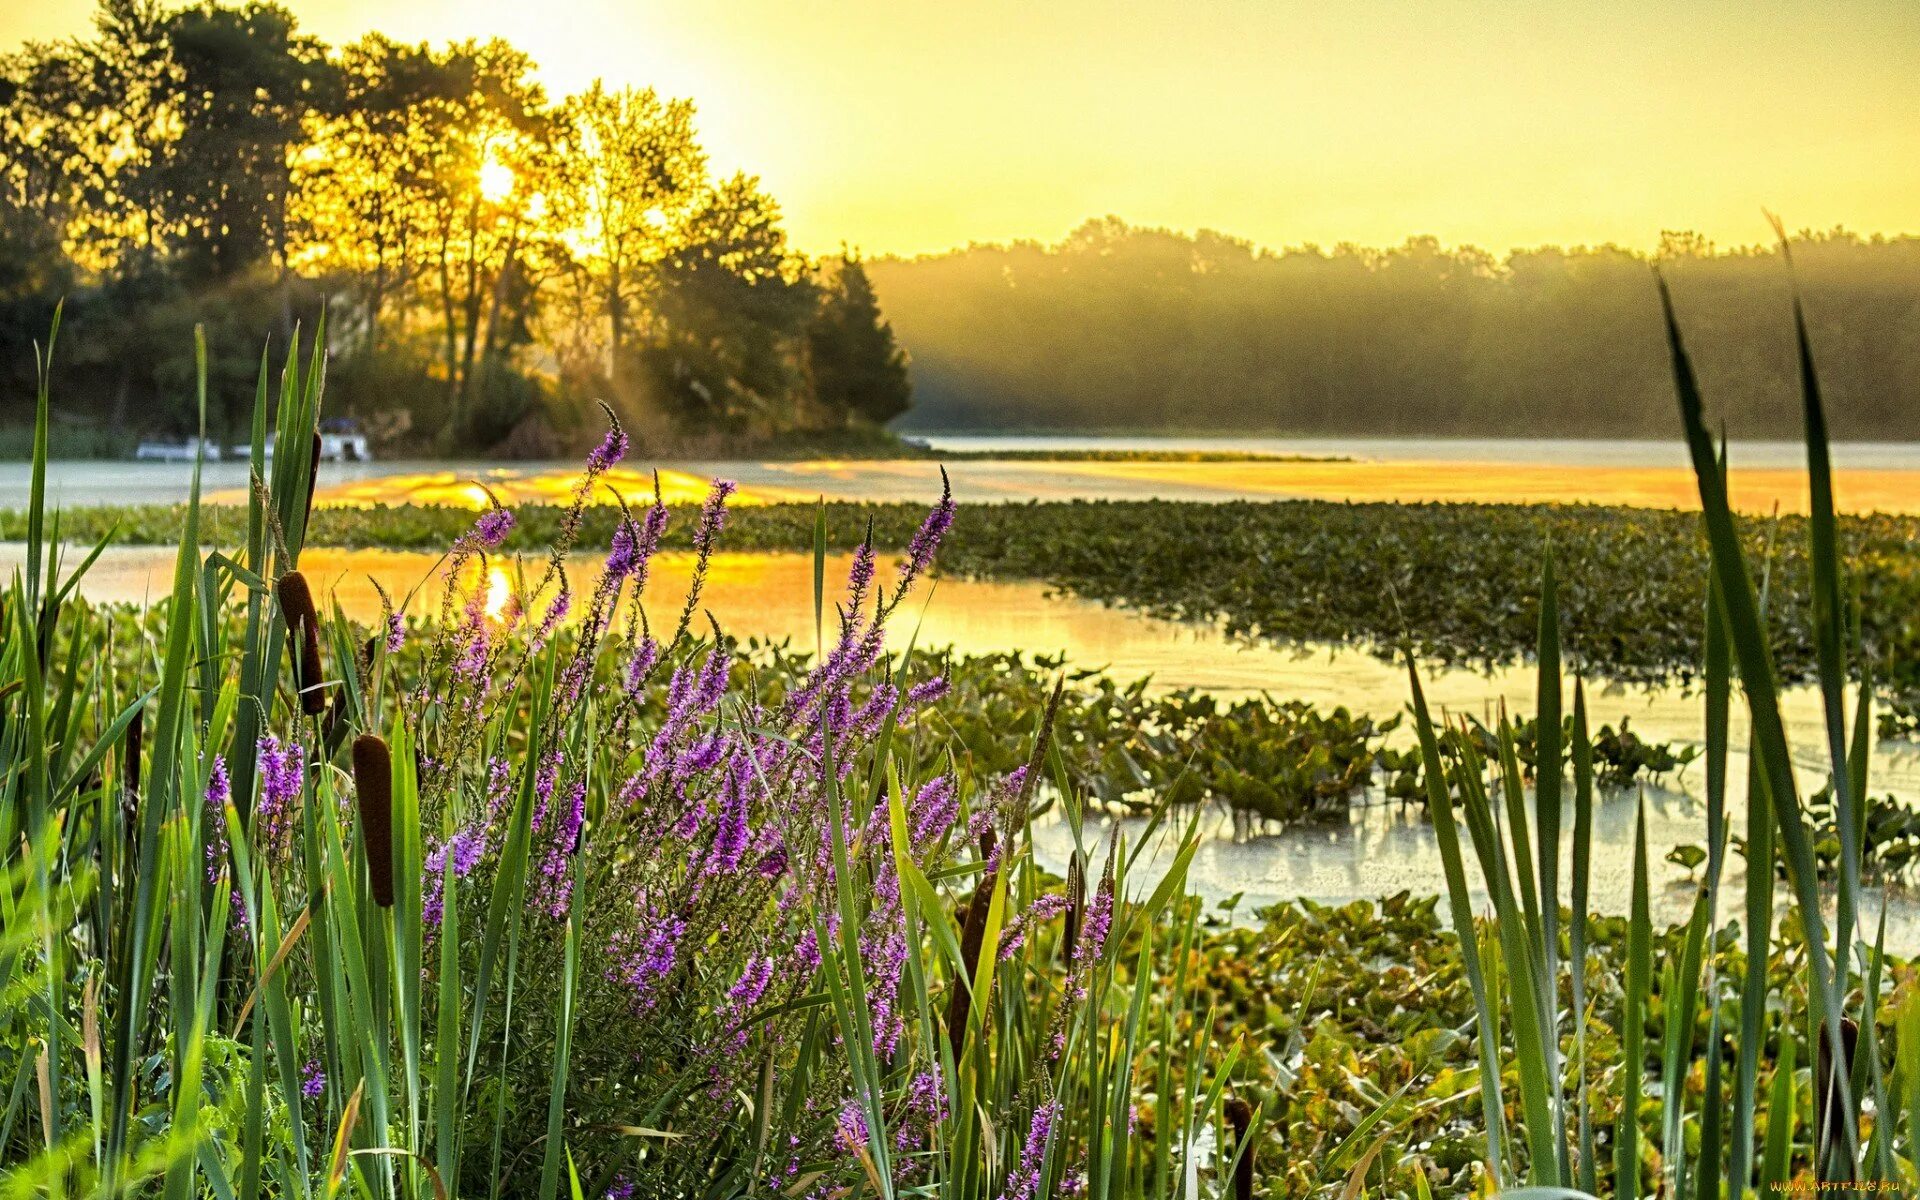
left=1053, top=459, right=1920, bottom=514
left=209, top=466, right=814, bottom=510
left=207, top=458, right=1920, bottom=514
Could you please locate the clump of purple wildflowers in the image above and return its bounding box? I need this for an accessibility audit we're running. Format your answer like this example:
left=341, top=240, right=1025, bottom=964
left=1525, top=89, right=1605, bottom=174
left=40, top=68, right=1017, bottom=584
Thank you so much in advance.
left=608, top=915, right=686, bottom=1011
left=423, top=823, right=488, bottom=928
left=300, top=1059, right=325, bottom=1100
left=998, top=1100, right=1059, bottom=1200
left=904, top=676, right=949, bottom=708
left=908, top=776, right=958, bottom=851
left=255, top=734, right=302, bottom=854
left=836, top=1102, right=870, bottom=1155
left=384, top=609, right=405, bottom=653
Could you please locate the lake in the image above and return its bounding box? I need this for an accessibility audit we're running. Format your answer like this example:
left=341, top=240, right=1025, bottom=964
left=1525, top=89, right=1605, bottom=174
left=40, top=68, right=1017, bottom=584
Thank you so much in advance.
left=7, top=539, right=1918, bottom=945
left=9, top=435, right=1920, bottom=512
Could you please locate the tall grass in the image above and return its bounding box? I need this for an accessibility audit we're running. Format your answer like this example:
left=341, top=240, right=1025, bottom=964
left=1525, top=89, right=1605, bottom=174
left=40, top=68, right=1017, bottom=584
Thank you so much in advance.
left=0, top=318, right=1260, bottom=1199
left=1407, top=249, right=1912, bottom=1194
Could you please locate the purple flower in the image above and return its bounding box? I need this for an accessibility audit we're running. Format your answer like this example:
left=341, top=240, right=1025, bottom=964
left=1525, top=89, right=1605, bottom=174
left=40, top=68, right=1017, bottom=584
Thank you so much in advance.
left=693, top=479, right=737, bottom=553
left=384, top=609, right=405, bottom=653
left=904, top=676, right=949, bottom=708
left=1001, top=892, right=1071, bottom=959
left=836, top=1101, right=870, bottom=1155
left=724, top=956, right=776, bottom=1045
left=456, top=628, right=488, bottom=679
left=255, top=735, right=302, bottom=852
left=532, top=586, right=570, bottom=648
left=606, top=521, right=638, bottom=579
left=605, top=1177, right=634, bottom=1200
left=1077, top=876, right=1114, bottom=966
left=998, top=1100, right=1059, bottom=1200
left=624, top=637, right=660, bottom=696
left=424, top=824, right=489, bottom=927
left=467, top=506, right=515, bottom=550
left=204, top=756, right=231, bottom=881
left=609, top=916, right=686, bottom=1010
left=300, top=1059, right=325, bottom=1100
left=846, top=541, right=876, bottom=615
left=909, top=777, right=958, bottom=850
left=900, top=469, right=954, bottom=585
left=588, top=425, right=629, bottom=474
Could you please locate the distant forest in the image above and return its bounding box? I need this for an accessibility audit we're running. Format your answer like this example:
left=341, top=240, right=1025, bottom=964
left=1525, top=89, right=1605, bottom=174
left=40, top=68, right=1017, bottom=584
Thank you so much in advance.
left=870, top=219, right=1920, bottom=439
left=0, top=0, right=910, bottom=456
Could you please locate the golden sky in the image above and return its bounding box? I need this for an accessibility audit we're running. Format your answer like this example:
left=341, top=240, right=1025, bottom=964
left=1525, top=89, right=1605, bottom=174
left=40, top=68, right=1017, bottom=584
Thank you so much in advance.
left=7, top=0, right=1917, bottom=257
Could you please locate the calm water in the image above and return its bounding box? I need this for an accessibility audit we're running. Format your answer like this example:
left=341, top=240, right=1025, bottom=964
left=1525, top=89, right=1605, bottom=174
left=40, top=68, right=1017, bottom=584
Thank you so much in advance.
left=10, top=540, right=1920, bottom=944
left=9, top=436, right=1920, bottom=512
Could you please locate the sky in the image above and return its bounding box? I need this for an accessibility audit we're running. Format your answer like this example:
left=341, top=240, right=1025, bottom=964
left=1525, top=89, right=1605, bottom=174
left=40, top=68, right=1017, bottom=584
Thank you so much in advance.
left=5, top=0, right=1917, bottom=258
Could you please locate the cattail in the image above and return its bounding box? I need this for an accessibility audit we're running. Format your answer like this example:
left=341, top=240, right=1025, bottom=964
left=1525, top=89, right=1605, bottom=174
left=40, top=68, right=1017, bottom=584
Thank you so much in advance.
left=1061, top=852, right=1085, bottom=966
left=1815, top=1015, right=1860, bottom=1163
left=352, top=734, right=395, bottom=907
left=120, top=705, right=143, bottom=831
left=946, top=854, right=1000, bottom=1059
left=1224, top=1096, right=1256, bottom=1200
left=276, top=570, right=327, bottom=716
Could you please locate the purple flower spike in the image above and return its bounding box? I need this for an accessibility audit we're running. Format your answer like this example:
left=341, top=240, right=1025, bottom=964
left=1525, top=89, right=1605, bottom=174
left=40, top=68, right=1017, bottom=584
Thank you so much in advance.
left=693, top=479, right=737, bottom=553
left=998, top=1099, right=1059, bottom=1200
left=468, top=506, right=515, bottom=550
left=300, top=1059, right=325, bottom=1100
left=900, top=468, right=955, bottom=585
left=606, top=521, right=638, bottom=579
left=588, top=425, right=629, bottom=474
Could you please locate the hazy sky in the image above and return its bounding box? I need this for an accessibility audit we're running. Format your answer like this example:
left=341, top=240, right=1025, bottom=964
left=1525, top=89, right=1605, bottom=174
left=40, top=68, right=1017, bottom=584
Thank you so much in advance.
left=6, top=0, right=1916, bottom=257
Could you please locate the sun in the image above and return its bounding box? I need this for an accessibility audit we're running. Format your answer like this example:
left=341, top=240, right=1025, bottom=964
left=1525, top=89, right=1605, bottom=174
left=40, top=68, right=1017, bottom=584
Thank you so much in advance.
left=478, top=154, right=516, bottom=204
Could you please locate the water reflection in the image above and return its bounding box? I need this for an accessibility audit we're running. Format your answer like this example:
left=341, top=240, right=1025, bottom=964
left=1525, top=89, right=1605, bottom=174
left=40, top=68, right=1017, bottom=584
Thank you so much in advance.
left=10, top=444, right=1920, bottom=512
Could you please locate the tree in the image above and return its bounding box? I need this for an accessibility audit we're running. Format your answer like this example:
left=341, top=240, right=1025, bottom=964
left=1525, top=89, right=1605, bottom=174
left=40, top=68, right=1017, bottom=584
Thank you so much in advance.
left=645, top=173, right=815, bottom=432
left=549, top=83, right=705, bottom=394
left=808, top=254, right=911, bottom=425
left=151, top=2, right=333, bottom=284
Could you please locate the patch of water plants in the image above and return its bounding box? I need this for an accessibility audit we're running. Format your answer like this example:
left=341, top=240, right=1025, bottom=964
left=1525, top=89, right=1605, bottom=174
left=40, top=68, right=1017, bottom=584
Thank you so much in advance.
left=16, top=492, right=1920, bottom=735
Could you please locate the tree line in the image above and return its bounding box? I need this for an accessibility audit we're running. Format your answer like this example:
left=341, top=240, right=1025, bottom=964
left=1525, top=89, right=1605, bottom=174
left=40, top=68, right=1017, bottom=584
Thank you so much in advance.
left=869, top=218, right=1920, bottom=439
left=0, top=0, right=911, bottom=455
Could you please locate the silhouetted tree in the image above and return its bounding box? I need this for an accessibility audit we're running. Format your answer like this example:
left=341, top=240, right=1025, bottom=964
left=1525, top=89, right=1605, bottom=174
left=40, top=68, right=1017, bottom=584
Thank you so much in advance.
left=809, top=254, right=911, bottom=425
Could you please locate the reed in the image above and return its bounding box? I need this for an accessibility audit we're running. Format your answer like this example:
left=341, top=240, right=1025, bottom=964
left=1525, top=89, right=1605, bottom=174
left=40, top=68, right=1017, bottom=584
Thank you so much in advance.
left=1406, top=244, right=1904, bottom=1195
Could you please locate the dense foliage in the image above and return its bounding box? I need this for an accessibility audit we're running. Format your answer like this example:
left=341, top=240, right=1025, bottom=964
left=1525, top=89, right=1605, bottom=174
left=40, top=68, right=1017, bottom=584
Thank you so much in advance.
left=0, top=1, right=911, bottom=453
left=872, top=218, right=1920, bottom=438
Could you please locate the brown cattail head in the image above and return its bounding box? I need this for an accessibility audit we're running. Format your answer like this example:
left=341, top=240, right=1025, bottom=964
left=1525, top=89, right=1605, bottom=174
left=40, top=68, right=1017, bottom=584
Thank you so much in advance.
left=1062, top=852, right=1085, bottom=966
left=351, top=734, right=395, bottom=908
left=1815, top=1016, right=1860, bottom=1160
left=946, top=853, right=1001, bottom=1059
left=1224, top=1096, right=1256, bottom=1200
left=276, top=570, right=327, bottom=716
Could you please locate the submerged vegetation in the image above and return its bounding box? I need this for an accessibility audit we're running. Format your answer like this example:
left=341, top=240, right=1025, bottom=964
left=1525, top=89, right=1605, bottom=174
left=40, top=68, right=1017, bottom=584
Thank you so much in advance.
left=6, top=257, right=1920, bottom=1200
